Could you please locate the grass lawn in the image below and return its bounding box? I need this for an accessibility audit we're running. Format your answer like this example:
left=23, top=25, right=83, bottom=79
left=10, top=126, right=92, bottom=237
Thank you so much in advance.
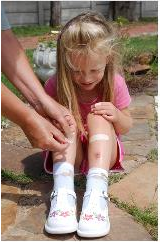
left=121, top=35, right=158, bottom=66
left=139, top=17, right=158, bottom=23
left=12, top=25, right=61, bottom=37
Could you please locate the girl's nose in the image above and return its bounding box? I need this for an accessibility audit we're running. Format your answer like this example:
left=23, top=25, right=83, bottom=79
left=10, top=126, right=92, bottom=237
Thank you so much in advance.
left=83, top=73, right=92, bottom=82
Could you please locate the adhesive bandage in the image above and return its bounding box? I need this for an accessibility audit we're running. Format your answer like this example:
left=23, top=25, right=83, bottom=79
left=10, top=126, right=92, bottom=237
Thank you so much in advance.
left=89, top=134, right=109, bottom=143
left=66, top=132, right=76, bottom=144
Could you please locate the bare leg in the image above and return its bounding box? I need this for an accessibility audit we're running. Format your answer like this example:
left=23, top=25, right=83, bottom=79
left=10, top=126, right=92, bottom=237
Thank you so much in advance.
left=75, top=138, right=83, bottom=174
left=87, top=113, right=117, bottom=170
left=77, top=113, right=114, bottom=237
left=52, top=131, right=77, bottom=165
left=45, top=131, right=79, bottom=234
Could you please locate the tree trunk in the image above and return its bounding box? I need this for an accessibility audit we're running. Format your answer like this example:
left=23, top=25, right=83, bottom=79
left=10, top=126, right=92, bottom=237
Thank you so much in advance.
left=109, top=1, right=138, bottom=21
left=50, top=1, right=61, bottom=27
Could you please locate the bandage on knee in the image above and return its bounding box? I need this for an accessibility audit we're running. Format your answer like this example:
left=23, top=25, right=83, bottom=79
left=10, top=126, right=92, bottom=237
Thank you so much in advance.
left=89, top=134, right=109, bottom=143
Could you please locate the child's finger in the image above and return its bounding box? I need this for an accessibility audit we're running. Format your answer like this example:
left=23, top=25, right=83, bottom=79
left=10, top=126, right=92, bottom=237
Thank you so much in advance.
left=92, top=109, right=113, bottom=116
left=91, top=102, right=111, bottom=109
left=91, top=106, right=112, bottom=112
left=102, top=114, right=114, bottom=122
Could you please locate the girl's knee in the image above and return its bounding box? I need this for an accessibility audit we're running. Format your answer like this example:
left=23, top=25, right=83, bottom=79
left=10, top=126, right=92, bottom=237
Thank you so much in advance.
left=87, top=113, right=112, bottom=128
left=87, top=113, right=103, bottom=123
left=71, top=121, right=78, bottom=135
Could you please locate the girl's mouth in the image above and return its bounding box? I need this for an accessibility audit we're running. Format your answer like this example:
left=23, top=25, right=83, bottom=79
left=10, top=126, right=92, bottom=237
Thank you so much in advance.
left=81, top=82, right=94, bottom=86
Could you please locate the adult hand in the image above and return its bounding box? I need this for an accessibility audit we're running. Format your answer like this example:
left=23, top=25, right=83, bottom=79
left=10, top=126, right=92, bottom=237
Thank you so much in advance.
left=35, top=94, right=77, bottom=139
left=21, top=108, right=70, bottom=151
left=91, top=102, right=119, bottom=123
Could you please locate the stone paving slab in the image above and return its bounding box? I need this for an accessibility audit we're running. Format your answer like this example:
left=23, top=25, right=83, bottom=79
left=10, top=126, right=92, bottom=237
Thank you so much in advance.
left=109, top=162, right=158, bottom=209
left=1, top=123, right=32, bottom=148
left=123, top=137, right=157, bottom=157
left=1, top=183, right=152, bottom=241
left=1, top=185, right=20, bottom=234
left=122, top=118, right=156, bottom=142
left=122, top=157, right=147, bottom=174
left=129, top=94, right=155, bottom=120
left=1, top=142, right=43, bottom=176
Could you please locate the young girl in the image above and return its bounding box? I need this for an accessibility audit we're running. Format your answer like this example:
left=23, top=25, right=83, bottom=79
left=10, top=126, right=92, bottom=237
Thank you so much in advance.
left=44, top=11, right=132, bottom=238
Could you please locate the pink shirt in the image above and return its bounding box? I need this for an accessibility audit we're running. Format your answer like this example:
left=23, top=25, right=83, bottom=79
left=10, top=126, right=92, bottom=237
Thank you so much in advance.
left=44, top=74, right=131, bottom=124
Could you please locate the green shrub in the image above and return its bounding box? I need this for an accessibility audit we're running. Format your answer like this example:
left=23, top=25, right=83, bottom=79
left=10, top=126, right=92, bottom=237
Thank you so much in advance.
left=116, top=16, right=129, bottom=27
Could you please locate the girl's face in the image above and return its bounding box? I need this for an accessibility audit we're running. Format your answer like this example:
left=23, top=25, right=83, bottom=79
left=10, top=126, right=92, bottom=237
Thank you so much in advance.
left=69, top=52, right=107, bottom=91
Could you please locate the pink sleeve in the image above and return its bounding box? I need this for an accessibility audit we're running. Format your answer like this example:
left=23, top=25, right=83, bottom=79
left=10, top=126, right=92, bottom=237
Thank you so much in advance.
left=114, top=74, right=131, bottom=110
left=44, top=75, right=57, bottom=98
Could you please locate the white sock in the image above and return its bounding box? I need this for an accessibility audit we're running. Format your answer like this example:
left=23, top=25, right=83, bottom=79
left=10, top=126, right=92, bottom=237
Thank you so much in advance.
left=86, top=167, right=108, bottom=192
left=82, top=167, right=108, bottom=210
left=52, top=161, right=75, bottom=206
left=53, top=161, right=74, bottom=191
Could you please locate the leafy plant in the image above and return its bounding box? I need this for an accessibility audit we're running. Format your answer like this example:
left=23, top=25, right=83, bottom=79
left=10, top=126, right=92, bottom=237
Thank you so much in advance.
left=1, top=169, right=33, bottom=184
left=116, top=16, right=129, bottom=27
left=147, top=149, right=158, bottom=162
left=1, top=116, right=10, bottom=129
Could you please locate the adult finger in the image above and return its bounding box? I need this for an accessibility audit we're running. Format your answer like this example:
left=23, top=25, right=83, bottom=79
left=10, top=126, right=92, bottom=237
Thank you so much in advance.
left=51, top=119, right=64, bottom=133
left=56, top=115, right=72, bottom=138
left=43, top=136, right=69, bottom=152
left=64, top=115, right=77, bottom=133
left=30, top=123, right=70, bottom=151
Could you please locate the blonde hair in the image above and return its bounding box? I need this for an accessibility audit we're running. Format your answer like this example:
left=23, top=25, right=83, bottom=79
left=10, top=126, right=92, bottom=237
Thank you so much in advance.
left=57, top=11, right=120, bottom=135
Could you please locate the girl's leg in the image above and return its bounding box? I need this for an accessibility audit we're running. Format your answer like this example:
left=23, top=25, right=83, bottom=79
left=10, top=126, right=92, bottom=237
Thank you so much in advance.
left=87, top=113, right=117, bottom=170
left=45, top=131, right=78, bottom=234
left=51, top=131, right=77, bottom=187
left=75, top=137, right=83, bottom=174
left=78, top=113, right=116, bottom=238
left=52, top=131, right=83, bottom=188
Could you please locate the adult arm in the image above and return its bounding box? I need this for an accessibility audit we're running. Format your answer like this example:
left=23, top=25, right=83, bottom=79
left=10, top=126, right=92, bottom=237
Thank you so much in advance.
left=1, top=83, right=69, bottom=151
left=1, top=29, right=74, bottom=138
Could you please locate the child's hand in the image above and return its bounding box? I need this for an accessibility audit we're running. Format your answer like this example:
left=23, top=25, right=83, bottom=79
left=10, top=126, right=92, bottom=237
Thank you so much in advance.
left=91, top=102, right=119, bottom=123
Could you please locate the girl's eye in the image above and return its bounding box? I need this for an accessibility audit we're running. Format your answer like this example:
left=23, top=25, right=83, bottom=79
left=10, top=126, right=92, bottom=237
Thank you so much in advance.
left=91, top=70, right=97, bottom=73
left=73, top=70, right=81, bottom=74
left=91, top=69, right=102, bottom=73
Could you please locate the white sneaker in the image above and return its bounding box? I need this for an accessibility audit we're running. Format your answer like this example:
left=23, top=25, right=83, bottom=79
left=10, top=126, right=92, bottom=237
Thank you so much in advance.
left=77, top=189, right=110, bottom=238
left=45, top=188, right=78, bottom=234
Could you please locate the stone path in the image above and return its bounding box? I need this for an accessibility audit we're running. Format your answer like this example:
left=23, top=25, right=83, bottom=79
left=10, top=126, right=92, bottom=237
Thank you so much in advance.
left=1, top=91, right=157, bottom=240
